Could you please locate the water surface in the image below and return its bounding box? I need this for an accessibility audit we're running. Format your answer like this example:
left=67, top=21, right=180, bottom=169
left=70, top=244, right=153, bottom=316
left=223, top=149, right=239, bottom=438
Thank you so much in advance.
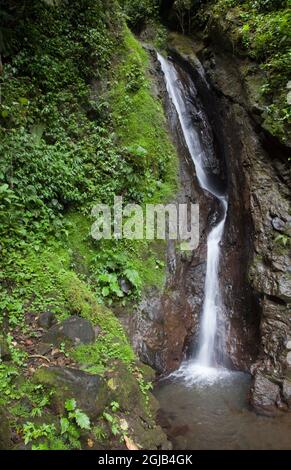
left=155, top=371, right=291, bottom=450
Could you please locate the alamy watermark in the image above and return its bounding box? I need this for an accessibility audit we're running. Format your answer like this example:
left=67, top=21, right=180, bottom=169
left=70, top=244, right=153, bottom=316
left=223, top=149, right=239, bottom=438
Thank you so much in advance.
left=91, top=196, right=199, bottom=251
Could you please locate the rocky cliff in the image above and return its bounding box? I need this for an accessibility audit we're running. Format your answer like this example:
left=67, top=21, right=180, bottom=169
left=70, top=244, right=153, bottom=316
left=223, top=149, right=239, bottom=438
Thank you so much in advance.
left=127, top=17, right=290, bottom=413
left=184, top=28, right=290, bottom=415
left=158, top=29, right=290, bottom=414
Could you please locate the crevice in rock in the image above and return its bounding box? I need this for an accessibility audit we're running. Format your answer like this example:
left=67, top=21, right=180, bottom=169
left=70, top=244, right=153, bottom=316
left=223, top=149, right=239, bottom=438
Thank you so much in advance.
left=264, top=294, right=287, bottom=306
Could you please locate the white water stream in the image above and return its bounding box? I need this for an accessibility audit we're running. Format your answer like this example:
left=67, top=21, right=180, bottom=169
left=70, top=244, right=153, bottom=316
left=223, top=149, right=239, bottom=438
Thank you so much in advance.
left=157, top=53, right=228, bottom=382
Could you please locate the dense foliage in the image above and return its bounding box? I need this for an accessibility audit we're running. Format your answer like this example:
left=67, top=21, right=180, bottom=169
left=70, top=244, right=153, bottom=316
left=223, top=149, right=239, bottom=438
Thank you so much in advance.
left=160, top=0, right=290, bottom=141
left=0, top=0, right=178, bottom=449
left=0, top=0, right=176, bottom=255
left=210, top=0, right=290, bottom=141
left=119, top=0, right=160, bottom=30
left=0, top=0, right=122, bottom=250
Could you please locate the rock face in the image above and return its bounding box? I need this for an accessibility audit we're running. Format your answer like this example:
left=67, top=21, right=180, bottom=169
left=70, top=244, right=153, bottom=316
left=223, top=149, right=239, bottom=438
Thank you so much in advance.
left=250, top=372, right=281, bottom=416
left=129, top=34, right=290, bottom=415
left=166, top=33, right=290, bottom=412
left=128, top=43, right=261, bottom=373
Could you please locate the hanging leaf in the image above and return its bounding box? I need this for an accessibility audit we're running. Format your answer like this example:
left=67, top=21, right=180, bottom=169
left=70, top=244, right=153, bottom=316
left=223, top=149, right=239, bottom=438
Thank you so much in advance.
left=60, top=417, right=70, bottom=434
left=87, top=438, right=94, bottom=448
left=124, top=435, right=139, bottom=450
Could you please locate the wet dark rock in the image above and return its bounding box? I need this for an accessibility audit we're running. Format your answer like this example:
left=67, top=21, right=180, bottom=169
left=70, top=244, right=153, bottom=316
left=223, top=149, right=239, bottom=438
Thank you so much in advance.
left=119, top=278, right=131, bottom=295
left=33, top=367, right=108, bottom=418
left=41, top=315, right=96, bottom=347
left=250, top=373, right=281, bottom=416
left=172, top=34, right=291, bottom=400
left=38, top=311, right=56, bottom=329
left=129, top=34, right=290, bottom=423
left=0, top=336, right=11, bottom=361
left=272, top=217, right=286, bottom=233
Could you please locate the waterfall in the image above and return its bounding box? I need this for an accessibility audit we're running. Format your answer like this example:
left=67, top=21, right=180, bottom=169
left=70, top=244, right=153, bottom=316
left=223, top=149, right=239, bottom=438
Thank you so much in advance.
left=157, top=53, right=228, bottom=379
left=197, top=197, right=227, bottom=367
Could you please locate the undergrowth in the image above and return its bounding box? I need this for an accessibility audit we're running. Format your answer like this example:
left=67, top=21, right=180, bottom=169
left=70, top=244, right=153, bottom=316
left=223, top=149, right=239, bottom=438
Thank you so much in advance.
left=0, top=0, right=177, bottom=449
left=200, top=0, right=290, bottom=142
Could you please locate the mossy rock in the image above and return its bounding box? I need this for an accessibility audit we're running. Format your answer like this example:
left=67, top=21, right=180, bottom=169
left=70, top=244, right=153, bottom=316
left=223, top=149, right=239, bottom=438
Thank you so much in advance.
left=138, top=362, right=156, bottom=383
left=129, top=419, right=172, bottom=451
left=33, top=366, right=109, bottom=419
left=106, top=362, right=143, bottom=413
left=0, top=336, right=11, bottom=361
left=0, top=407, right=13, bottom=450
left=105, top=360, right=158, bottom=423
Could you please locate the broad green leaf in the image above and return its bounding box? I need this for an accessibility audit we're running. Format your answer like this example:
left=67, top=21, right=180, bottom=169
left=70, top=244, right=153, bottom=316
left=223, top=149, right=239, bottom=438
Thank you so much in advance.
left=65, top=398, right=77, bottom=411
left=124, top=268, right=141, bottom=288
left=60, top=417, right=70, bottom=434
left=75, top=409, right=91, bottom=430
left=19, top=97, right=29, bottom=106
left=101, top=286, right=110, bottom=297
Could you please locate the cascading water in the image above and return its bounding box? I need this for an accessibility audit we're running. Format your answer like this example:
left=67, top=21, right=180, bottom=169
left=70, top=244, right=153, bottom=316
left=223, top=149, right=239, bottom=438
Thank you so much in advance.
left=157, top=53, right=229, bottom=381
left=154, top=53, right=291, bottom=451
left=197, top=197, right=227, bottom=367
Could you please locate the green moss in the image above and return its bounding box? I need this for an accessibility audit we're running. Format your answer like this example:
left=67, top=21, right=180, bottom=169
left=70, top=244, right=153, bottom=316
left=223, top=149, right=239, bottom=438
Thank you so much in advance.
left=66, top=213, right=95, bottom=273
left=61, top=272, right=126, bottom=335
left=110, top=27, right=178, bottom=203
left=168, top=32, right=198, bottom=56
left=58, top=270, right=135, bottom=371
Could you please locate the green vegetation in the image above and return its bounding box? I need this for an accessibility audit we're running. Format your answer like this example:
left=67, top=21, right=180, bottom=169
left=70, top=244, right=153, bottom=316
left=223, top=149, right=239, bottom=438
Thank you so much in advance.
left=0, top=0, right=289, bottom=451
left=22, top=398, right=91, bottom=450
left=194, top=0, right=290, bottom=142
left=0, top=0, right=177, bottom=450
left=119, top=0, right=159, bottom=31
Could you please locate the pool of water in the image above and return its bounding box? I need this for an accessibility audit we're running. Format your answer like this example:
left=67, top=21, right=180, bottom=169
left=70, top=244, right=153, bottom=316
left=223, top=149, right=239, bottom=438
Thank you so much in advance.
left=154, top=366, right=291, bottom=450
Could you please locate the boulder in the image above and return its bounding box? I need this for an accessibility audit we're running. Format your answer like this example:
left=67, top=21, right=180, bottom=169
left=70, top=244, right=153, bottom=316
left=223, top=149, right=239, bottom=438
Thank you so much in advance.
left=119, top=278, right=131, bottom=295
left=282, top=379, right=291, bottom=408
left=41, top=316, right=95, bottom=347
left=38, top=311, right=56, bottom=329
left=250, top=372, right=281, bottom=416
left=105, top=361, right=171, bottom=450
left=33, top=367, right=108, bottom=419
left=271, top=216, right=286, bottom=233
left=106, top=362, right=143, bottom=414
left=0, top=336, right=11, bottom=361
